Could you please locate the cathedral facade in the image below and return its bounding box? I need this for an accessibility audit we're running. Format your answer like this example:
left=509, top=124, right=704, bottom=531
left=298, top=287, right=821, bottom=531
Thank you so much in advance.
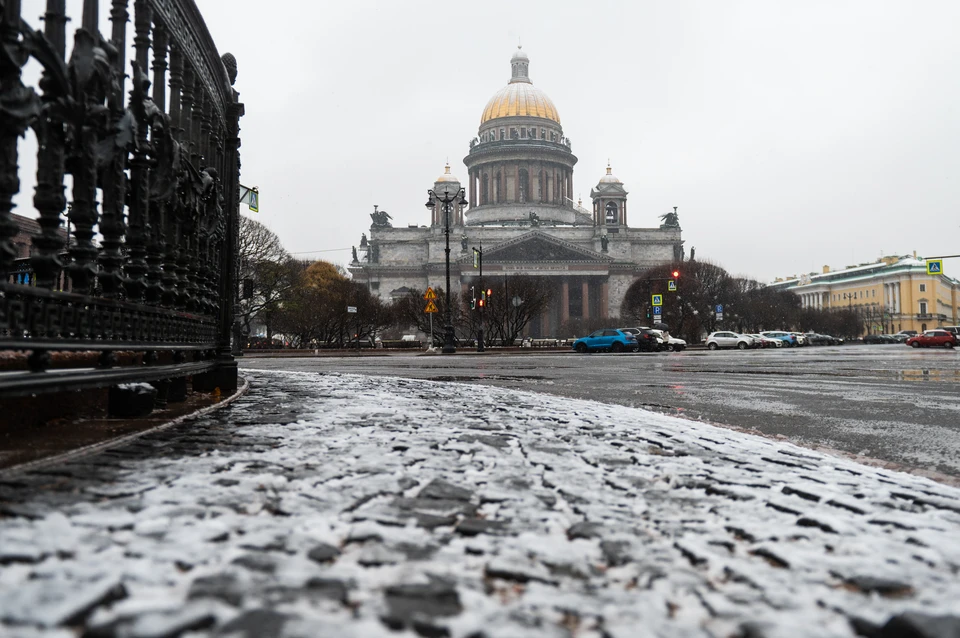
left=348, top=47, right=682, bottom=337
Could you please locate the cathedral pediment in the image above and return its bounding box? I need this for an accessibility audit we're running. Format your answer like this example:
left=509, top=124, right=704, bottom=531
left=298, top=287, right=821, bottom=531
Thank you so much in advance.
left=461, top=231, right=610, bottom=264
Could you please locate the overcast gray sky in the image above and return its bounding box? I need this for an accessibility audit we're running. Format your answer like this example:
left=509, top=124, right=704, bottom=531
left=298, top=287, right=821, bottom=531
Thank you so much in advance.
left=17, top=1, right=960, bottom=282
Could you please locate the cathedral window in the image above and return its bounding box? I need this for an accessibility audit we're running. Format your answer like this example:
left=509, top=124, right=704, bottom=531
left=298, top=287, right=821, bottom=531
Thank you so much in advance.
left=481, top=174, right=489, bottom=205
left=500, top=128, right=505, bottom=140
left=540, top=129, right=545, bottom=139
left=521, top=128, right=527, bottom=138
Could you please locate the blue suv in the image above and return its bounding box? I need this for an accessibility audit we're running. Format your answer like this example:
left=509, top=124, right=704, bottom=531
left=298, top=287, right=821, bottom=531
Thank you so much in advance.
left=572, top=329, right=639, bottom=353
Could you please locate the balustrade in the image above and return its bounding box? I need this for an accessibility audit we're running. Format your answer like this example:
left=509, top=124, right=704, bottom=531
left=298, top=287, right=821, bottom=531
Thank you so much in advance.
left=0, top=0, right=243, bottom=398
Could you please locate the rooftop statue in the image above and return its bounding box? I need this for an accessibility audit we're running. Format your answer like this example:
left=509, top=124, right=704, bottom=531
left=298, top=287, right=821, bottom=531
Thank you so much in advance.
left=659, top=207, right=680, bottom=229
left=370, top=205, right=393, bottom=228
left=529, top=211, right=540, bottom=227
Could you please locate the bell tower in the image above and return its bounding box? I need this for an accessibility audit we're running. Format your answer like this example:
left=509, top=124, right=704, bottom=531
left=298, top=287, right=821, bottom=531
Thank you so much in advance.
left=590, top=163, right=628, bottom=227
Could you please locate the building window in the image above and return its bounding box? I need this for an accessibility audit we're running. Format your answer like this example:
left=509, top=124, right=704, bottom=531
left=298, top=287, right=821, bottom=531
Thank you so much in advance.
left=919, top=301, right=928, bottom=315
left=500, top=128, right=505, bottom=140
left=872, top=290, right=875, bottom=297
left=919, top=283, right=926, bottom=292
left=520, top=128, right=527, bottom=138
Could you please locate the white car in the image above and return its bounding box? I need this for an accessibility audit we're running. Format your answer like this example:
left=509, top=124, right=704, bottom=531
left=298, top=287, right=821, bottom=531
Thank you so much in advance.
left=706, top=331, right=756, bottom=350
left=651, top=329, right=686, bottom=352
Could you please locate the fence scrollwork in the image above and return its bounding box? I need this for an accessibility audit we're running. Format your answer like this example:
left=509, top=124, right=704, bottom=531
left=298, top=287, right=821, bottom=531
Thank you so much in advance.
left=0, top=0, right=243, bottom=399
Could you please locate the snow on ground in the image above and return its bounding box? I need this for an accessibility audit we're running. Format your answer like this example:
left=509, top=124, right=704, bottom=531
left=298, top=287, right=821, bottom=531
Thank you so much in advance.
left=1, top=369, right=960, bottom=637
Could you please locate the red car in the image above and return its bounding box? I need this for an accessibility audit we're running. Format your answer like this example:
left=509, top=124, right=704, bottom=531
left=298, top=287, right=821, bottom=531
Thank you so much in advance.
left=905, top=330, right=957, bottom=349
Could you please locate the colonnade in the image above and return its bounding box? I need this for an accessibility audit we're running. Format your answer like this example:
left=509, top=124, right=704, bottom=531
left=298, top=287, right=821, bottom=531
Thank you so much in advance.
left=468, top=163, right=573, bottom=209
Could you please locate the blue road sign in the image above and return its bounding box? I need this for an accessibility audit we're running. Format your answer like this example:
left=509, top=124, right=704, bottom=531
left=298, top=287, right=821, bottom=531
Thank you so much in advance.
left=927, top=259, right=943, bottom=275
left=652, top=294, right=663, bottom=307
left=715, top=304, right=723, bottom=313
left=653, top=306, right=662, bottom=316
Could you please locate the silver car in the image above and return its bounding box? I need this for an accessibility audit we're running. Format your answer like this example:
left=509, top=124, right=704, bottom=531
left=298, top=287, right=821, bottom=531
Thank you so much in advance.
left=706, top=331, right=756, bottom=350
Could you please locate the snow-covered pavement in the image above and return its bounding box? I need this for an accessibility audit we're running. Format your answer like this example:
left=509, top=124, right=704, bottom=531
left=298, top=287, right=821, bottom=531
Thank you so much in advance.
left=2, top=369, right=960, bottom=637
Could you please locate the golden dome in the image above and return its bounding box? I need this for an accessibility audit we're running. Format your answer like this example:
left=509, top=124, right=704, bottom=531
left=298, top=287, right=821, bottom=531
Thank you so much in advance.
left=481, top=83, right=560, bottom=125
left=480, top=47, right=560, bottom=125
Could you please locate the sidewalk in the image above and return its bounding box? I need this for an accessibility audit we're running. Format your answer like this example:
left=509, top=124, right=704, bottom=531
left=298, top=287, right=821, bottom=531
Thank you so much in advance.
left=1, top=369, right=959, bottom=637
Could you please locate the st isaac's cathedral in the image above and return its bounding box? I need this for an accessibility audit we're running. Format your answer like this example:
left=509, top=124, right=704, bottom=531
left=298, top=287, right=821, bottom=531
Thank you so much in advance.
left=348, top=47, right=683, bottom=337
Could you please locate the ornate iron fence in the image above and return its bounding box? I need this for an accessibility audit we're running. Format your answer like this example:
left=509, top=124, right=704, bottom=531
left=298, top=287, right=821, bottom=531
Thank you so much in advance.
left=0, top=0, right=242, bottom=398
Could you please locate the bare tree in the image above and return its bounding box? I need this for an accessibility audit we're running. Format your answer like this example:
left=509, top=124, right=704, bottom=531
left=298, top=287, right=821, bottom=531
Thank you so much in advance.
left=480, top=275, right=553, bottom=344
left=238, top=216, right=295, bottom=340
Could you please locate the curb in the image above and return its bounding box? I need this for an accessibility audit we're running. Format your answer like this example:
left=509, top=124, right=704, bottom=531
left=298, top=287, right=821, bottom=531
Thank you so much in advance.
left=0, top=377, right=250, bottom=478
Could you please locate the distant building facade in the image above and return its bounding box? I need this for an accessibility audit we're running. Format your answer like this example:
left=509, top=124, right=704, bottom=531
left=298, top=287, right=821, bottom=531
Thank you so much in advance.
left=6, top=213, right=69, bottom=289
left=770, top=255, right=960, bottom=334
left=348, top=48, right=683, bottom=337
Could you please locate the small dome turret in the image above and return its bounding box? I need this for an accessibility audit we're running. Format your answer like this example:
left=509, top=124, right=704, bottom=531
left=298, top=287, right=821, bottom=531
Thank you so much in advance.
left=599, top=163, right=621, bottom=184
left=436, top=163, right=460, bottom=183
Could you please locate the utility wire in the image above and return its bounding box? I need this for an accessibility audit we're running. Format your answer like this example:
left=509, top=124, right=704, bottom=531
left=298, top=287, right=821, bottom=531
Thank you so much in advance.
left=289, top=247, right=352, bottom=255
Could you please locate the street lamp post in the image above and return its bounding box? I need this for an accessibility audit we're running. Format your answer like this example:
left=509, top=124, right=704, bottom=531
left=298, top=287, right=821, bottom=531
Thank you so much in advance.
left=426, top=185, right=467, bottom=354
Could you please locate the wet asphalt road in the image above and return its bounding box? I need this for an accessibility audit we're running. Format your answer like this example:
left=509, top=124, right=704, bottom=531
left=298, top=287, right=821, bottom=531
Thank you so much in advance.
left=241, top=345, right=960, bottom=481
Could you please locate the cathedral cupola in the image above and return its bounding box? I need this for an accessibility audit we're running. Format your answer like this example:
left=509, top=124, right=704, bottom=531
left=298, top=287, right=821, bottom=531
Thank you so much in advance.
left=428, top=163, right=464, bottom=227
left=590, top=163, right=629, bottom=227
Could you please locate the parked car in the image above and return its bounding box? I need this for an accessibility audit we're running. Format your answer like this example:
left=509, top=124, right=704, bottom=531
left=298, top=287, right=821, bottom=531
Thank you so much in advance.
left=749, top=333, right=782, bottom=348
left=943, top=326, right=960, bottom=337
left=863, top=334, right=896, bottom=344
left=789, top=332, right=808, bottom=346
left=905, top=330, right=958, bottom=349
left=706, top=331, right=756, bottom=350
left=619, top=327, right=661, bottom=352
left=803, top=333, right=835, bottom=346
left=650, top=329, right=686, bottom=352
left=823, top=335, right=844, bottom=346
left=897, top=330, right=919, bottom=338
left=572, top=329, right=639, bottom=353
left=760, top=331, right=799, bottom=347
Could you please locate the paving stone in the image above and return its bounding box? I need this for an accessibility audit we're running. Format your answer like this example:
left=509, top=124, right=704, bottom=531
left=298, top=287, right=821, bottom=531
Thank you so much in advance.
left=383, top=581, right=462, bottom=627
left=870, top=612, right=960, bottom=638
left=187, top=573, right=245, bottom=607
left=306, top=542, right=341, bottom=564
left=455, top=517, right=508, bottom=536
left=304, top=577, right=350, bottom=604
left=214, top=609, right=291, bottom=638
left=567, top=521, right=604, bottom=540
left=417, top=478, right=474, bottom=502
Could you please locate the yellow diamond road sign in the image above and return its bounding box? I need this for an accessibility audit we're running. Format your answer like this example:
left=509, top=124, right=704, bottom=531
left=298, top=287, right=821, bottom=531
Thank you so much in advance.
left=926, top=259, right=943, bottom=275
left=652, top=294, right=663, bottom=307
left=423, top=287, right=437, bottom=300
left=424, top=300, right=438, bottom=313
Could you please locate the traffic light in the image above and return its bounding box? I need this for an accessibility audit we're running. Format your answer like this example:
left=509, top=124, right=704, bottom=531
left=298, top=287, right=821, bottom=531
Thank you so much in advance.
left=672, top=270, right=680, bottom=279
left=486, top=288, right=492, bottom=298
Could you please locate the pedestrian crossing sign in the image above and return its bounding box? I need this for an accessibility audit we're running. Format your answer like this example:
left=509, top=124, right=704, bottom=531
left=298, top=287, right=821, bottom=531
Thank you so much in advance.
left=668, top=280, right=677, bottom=292
left=926, top=259, right=943, bottom=275
left=424, top=300, right=438, bottom=313
left=652, top=294, right=663, bottom=306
